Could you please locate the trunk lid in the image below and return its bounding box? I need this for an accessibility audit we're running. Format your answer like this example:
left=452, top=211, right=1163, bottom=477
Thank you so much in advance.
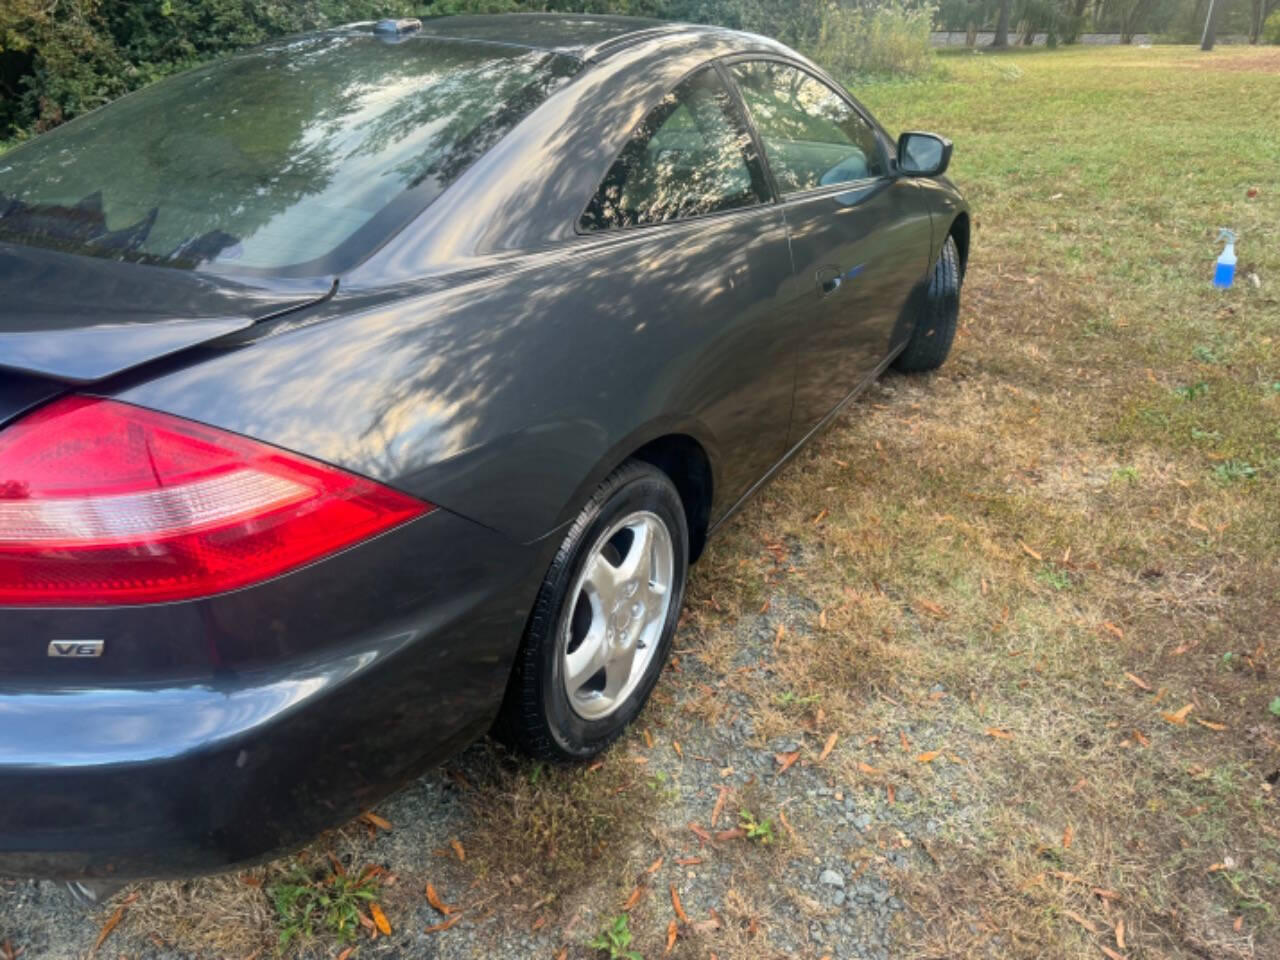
left=0, top=243, right=332, bottom=384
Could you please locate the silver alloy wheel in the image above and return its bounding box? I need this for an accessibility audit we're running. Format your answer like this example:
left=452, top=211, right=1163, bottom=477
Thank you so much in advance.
left=561, top=510, right=675, bottom=721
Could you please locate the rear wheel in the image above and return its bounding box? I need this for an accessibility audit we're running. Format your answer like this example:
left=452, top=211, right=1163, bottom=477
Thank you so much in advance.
left=894, top=233, right=962, bottom=373
left=497, top=460, right=688, bottom=761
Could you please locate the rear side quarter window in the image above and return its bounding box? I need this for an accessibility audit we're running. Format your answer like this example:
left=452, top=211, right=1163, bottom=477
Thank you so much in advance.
left=579, top=66, right=770, bottom=232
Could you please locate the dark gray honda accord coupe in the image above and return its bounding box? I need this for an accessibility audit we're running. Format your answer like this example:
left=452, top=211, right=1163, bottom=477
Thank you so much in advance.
left=0, top=13, right=968, bottom=881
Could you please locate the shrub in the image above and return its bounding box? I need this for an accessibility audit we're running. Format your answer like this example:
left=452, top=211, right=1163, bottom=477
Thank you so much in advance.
left=1264, top=9, right=1280, bottom=43
left=814, top=0, right=938, bottom=79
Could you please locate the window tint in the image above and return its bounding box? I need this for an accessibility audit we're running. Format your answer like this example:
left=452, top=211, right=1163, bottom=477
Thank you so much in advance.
left=579, top=67, right=769, bottom=232
left=0, top=35, right=580, bottom=273
left=729, top=61, right=884, bottom=195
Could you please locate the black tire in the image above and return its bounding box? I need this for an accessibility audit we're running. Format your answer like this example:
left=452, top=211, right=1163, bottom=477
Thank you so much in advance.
left=496, top=460, right=689, bottom=761
left=893, top=233, right=962, bottom=374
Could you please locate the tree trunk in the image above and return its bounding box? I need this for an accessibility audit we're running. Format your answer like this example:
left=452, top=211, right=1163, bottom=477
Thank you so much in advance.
left=991, top=0, right=1012, bottom=47
left=1202, top=0, right=1220, bottom=49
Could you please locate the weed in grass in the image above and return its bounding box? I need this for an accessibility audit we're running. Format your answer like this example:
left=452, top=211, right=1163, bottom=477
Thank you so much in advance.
left=1176, top=381, right=1210, bottom=400
left=738, top=809, right=775, bottom=845
left=1110, top=465, right=1139, bottom=484
left=1270, top=697, right=1280, bottom=719
left=1193, top=344, right=1223, bottom=365
left=1035, top=564, right=1072, bottom=591
left=588, top=914, right=642, bottom=960
left=267, top=863, right=379, bottom=950
left=1212, top=460, right=1259, bottom=483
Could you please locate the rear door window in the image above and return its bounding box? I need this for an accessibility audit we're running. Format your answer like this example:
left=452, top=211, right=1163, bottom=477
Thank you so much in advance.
left=579, top=66, right=771, bottom=232
left=728, top=61, right=885, bottom=195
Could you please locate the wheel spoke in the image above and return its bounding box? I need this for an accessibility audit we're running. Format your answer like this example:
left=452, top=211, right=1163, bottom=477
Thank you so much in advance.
left=583, top=551, right=623, bottom=614
left=615, top=517, right=655, bottom=587
left=601, top=640, right=639, bottom=702
left=564, top=619, right=608, bottom=693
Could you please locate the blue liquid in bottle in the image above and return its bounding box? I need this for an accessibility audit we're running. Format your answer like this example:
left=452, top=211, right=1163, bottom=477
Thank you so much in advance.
left=1214, top=229, right=1236, bottom=289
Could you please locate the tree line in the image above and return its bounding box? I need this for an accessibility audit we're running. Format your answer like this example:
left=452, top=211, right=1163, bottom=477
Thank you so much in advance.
left=2, top=0, right=1276, bottom=141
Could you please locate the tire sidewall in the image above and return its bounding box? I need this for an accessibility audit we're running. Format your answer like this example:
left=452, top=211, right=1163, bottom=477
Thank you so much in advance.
left=537, top=470, right=688, bottom=758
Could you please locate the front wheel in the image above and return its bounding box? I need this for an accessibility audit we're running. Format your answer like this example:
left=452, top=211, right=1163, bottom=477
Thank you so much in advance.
left=894, top=233, right=962, bottom=374
left=496, top=460, right=688, bottom=761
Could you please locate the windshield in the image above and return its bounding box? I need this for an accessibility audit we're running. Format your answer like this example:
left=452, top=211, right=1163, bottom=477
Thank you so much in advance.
left=0, top=33, right=580, bottom=275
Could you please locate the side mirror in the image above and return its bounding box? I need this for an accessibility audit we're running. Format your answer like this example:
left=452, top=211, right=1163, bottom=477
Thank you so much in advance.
left=897, top=132, right=953, bottom=177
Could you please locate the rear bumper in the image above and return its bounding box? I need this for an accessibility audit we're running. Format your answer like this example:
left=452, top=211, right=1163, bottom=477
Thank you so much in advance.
left=0, top=509, right=544, bottom=880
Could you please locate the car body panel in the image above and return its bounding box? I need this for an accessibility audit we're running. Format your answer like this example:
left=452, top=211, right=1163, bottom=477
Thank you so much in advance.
left=0, top=243, right=332, bottom=382
left=783, top=178, right=933, bottom=439
left=0, top=508, right=550, bottom=878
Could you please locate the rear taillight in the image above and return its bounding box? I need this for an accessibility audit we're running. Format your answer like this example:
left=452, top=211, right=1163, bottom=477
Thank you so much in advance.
left=0, top=396, right=431, bottom=605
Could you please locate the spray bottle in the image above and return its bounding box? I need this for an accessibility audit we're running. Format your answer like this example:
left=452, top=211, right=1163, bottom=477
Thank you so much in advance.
left=1214, top=229, right=1237, bottom=289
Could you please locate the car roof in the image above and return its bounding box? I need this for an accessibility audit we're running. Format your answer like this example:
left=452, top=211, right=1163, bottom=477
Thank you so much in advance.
left=388, top=13, right=743, bottom=60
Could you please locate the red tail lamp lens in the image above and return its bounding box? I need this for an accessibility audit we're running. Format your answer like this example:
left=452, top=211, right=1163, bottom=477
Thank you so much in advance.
left=0, top=396, right=431, bottom=605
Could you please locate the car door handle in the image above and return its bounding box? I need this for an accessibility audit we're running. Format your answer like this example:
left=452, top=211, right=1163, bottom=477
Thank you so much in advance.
left=817, top=266, right=843, bottom=297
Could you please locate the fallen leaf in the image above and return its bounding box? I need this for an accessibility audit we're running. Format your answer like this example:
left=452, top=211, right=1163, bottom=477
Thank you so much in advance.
left=898, top=729, right=911, bottom=752
left=918, top=598, right=948, bottom=619
left=1162, top=703, right=1194, bottom=725
left=360, top=811, right=392, bottom=831
left=670, top=884, right=690, bottom=924
left=858, top=761, right=884, bottom=776
left=983, top=728, right=1014, bottom=740
left=1063, top=909, right=1100, bottom=934
left=555, top=948, right=568, bottom=960
left=623, top=885, right=644, bottom=911
left=775, top=751, right=800, bottom=775
left=643, top=728, right=654, bottom=749
left=424, top=915, right=462, bottom=934
left=1234, top=915, right=1244, bottom=932
left=1115, top=918, right=1125, bottom=950
left=450, top=838, right=466, bottom=862
left=688, top=822, right=712, bottom=844
left=426, top=883, right=458, bottom=916
left=665, top=920, right=678, bottom=954
left=1093, top=888, right=1121, bottom=901
left=1124, top=672, right=1152, bottom=692
left=370, top=903, right=392, bottom=937
left=1194, top=718, right=1228, bottom=731
left=1062, top=825, right=1074, bottom=849
left=1207, top=862, right=1227, bottom=873
left=672, top=740, right=683, bottom=759
left=1101, top=621, right=1125, bottom=639
left=715, top=827, right=747, bottom=841
left=1132, top=729, right=1150, bottom=747
left=1018, top=540, right=1043, bottom=561
left=812, top=508, right=828, bottom=525
left=711, top=785, right=729, bottom=827
left=916, top=751, right=941, bottom=764
left=0, top=941, right=21, bottom=960
left=90, top=892, right=137, bottom=956
left=645, top=856, right=664, bottom=875
left=336, top=948, right=355, bottom=960
left=818, top=609, right=827, bottom=629
left=1100, top=948, right=1127, bottom=960
left=774, top=623, right=786, bottom=646
left=674, top=856, right=702, bottom=866
left=819, top=732, right=838, bottom=762
left=778, top=806, right=797, bottom=844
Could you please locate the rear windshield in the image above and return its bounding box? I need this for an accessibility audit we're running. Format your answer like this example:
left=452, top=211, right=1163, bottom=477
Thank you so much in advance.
left=0, top=33, right=579, bottom=275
